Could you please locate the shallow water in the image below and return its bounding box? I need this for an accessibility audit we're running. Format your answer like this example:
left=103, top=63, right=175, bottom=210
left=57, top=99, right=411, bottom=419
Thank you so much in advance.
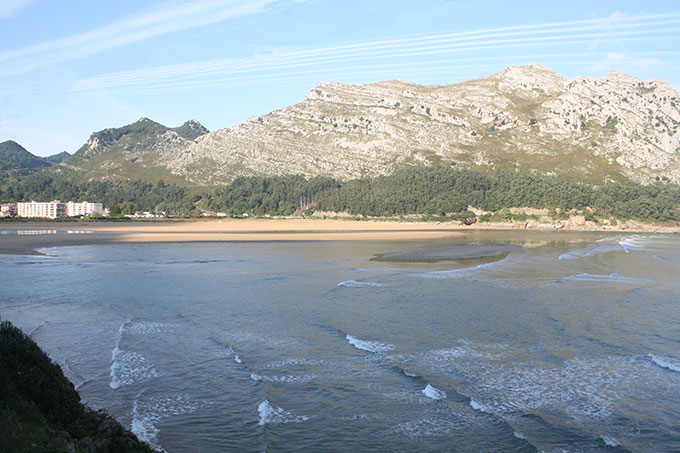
left=1, top=231, right=679, bottom=452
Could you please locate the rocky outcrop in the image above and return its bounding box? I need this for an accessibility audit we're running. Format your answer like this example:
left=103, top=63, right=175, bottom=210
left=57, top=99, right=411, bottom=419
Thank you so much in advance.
left=164, top=63, right=678, bottom=185
left=65, top=64, right=680, bottom=186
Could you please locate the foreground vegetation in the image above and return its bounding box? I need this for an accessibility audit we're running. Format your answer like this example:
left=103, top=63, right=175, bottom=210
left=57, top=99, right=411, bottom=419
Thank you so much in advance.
left=1, top=166, right=679, bottom=223
left=0, top=320, right=153, bottom=452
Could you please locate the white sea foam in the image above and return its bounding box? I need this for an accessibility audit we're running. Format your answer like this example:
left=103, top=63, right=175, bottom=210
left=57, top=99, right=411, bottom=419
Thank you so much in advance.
left=267, top=357, right=323, bottom=367
left=649, top=353, right=680, bottom=373
left=470, top=399, right=493, bottom=414
left=558, top=243, right=620, bottom=260
left=110, top=347, right=159, bottom=389
left=132, top=393, right=205, bottom=447
left=404, top=370, right=418, bottom=377
left=124, top=321, right=173, bottom=335
left=513, top=431, right=527, bottom=440
left=388, top=408, right=468, bottom=439
left=423, top=345, right=486, bottom=363
left=423, top=256, right=509, bottom=278
left=257, top=400, right=309, bottom=426
left=412, top=344, right=673, bottom=426
left=118, top=319, right=131, bottom=335
left=132, top=399, right=160, bottom=447
left=346, top=334, right=394, bottom=353
left=422, top=384, right=447, bottom=400
left=559, top=235, right=652, bottom=260
left=562, top=273, right=640, bottom=283
left=218, top=346, right=243, bottom=364
left=337, top=280, right=381, bottom=287
left=601, top=435, right=621, bottom=447
left=251, top=372, right=315, bottom=383
left=617, top=235, right=651, bottom=253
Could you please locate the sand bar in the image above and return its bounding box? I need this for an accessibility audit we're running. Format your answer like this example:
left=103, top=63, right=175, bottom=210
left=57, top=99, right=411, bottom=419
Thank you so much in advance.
left=377, top=243, right=522, bottom=261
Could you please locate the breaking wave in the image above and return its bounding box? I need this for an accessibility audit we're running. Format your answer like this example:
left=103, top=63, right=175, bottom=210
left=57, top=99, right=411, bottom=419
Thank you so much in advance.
left=257, top=400, right=309, bottom=426
left=469, top=399, right=493, bottom=414
left=250, top=372, right=315, bottom=383
left=132, top=393, right=206, bottom=448
left=337, top=280, right=382, bottom=288
left=346, top=334, right=394, bottom=353
left=601, top=435, right=621, bottom=447
left=110, top=320, right=160, bottom=389
left=124, top=321, right=173, bottom=336
left=110, top=347, right=159, bottom=389
left=422, top=383, right=447, bottom=400
left=649, top=353, right=680, bottom=373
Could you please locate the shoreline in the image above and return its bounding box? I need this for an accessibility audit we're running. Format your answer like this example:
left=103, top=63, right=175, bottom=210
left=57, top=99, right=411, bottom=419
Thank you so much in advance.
left=0, top=218, right=677, bottom=256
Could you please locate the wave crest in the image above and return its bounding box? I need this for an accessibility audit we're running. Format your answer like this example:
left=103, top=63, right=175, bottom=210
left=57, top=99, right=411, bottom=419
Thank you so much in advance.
left=338, top=280, right=381, bottom=288
left=422, top=383, right=447, bottom=400
left=257, top=400, right=309, bottom=426
left=346, top=334, right=394, bottom=353
left=649, top=353, right=680, bottom=373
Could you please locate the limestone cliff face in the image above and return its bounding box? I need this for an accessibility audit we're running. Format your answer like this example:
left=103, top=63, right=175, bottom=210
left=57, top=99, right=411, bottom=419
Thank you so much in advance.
left=69, top=64, right=680, bottom=185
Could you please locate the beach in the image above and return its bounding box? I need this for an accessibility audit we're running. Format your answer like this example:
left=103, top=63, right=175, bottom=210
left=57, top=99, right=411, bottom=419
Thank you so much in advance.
left=0, top=218, right=677, bottom=256
left=0, top=219, right=464, bottom=255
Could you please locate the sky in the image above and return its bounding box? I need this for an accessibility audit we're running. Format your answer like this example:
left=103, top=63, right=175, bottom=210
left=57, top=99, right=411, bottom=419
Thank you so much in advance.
left=1, top=0, right=679, bottom=156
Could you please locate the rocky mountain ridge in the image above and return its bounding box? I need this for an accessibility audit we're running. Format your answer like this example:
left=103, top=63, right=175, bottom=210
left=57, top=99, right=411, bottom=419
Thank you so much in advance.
left=62, top=64, right=680, bottom=185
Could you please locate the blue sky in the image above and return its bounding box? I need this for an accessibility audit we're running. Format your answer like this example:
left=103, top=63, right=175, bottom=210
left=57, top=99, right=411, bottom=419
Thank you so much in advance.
left=1, top=0, right=679, bottom=156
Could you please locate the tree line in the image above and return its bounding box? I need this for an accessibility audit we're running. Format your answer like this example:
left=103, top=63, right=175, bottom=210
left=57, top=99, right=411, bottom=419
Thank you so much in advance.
left=1, top=166, right=678, bottom=222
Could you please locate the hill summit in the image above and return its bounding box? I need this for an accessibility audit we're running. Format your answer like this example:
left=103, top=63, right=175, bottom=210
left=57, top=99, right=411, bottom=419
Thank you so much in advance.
left=0, top=140, right=70, bottom=177
left=63, top=118, right=209, bottom=185
left=63, top=64, right=680, bottom=186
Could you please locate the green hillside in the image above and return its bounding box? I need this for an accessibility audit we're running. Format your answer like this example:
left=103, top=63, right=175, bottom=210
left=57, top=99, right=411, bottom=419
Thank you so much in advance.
left=0, top=141, right=51, bottom=176
left=0, top=320, right=154, bottom=452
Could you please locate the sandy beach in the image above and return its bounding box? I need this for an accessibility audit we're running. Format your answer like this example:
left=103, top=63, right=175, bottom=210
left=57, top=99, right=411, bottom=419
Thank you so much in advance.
left=0, top=219, right=464, bottom=255
left=0, top=217, right=677, bottom=256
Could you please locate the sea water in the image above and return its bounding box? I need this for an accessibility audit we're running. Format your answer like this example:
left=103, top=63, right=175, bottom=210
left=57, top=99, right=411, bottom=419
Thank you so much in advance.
left=1, top=232, right=679, bottom=452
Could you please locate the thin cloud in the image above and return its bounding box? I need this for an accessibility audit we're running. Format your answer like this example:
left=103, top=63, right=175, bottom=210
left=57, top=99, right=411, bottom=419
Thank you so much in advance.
left=0, top=0, right=36, bottom=20
left=0, top=0, right=281, bottom=76
left=70, top=13, right=680, bottom=92
left=593, top=52, right=665, bottom=74
left=632, top=57, right=663, bottom=71
left=593, top=52, right=626, bottom=72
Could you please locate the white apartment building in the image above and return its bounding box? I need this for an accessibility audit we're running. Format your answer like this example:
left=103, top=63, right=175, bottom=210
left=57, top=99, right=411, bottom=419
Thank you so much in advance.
left=65, top=201, right=103, bottom=217
left=17, top=201, right=104, bottom=219
left=17, top=201, right=66, bottom=219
